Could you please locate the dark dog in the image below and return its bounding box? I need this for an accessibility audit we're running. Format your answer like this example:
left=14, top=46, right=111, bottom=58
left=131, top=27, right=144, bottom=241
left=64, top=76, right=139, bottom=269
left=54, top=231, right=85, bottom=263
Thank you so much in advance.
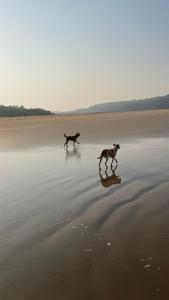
left=64, top=132, right=80, bottom=147
left=98, top=144, right=120, bottom=170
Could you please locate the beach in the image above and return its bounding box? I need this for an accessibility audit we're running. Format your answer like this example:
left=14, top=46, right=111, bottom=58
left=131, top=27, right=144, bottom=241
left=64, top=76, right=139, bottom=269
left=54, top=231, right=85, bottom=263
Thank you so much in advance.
left=0, top=110, right=169, bottom=299
left=0, top=109, right=169, bottom=151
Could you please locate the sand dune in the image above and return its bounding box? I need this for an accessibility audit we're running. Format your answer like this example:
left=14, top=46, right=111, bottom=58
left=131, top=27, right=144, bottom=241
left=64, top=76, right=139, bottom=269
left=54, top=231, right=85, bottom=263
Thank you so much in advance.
left=0, top=109, right=168, bottom=151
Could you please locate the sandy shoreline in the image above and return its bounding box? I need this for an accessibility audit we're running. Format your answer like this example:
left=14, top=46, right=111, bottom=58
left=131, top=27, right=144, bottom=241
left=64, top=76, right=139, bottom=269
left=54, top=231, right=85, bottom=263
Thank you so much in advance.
left=0, top=109, right=168, bottom=150
left=0, top=111, right=169, bottom=299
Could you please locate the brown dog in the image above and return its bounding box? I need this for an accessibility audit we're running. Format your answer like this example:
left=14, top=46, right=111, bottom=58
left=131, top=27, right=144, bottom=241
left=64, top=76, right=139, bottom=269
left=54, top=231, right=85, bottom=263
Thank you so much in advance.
left=64, top=132, right=80, bottom=147
left=98, top=144, right=120, bottom=170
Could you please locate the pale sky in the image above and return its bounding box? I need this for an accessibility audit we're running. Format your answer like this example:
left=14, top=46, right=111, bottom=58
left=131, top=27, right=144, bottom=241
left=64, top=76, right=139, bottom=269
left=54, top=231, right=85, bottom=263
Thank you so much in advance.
left=0, top=0, right=169, bottom=111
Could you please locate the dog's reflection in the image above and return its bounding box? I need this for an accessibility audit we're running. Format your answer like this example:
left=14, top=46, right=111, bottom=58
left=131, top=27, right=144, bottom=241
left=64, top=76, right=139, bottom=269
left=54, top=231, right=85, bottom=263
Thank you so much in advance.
left=65, top=145, right=81, bottom=161
left=99, top=165, right=121, bottom=188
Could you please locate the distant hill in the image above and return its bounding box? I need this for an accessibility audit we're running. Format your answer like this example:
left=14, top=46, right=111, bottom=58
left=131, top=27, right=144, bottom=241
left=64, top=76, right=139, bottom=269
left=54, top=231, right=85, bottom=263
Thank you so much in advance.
left=0, top=105, right=52, bottom=117
left=71, top=94, right=169, bottom=114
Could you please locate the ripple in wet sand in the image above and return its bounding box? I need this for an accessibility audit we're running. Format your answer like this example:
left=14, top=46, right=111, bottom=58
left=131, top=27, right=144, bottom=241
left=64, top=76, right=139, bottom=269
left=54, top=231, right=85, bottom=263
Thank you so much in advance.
left=0, top=138, right=169, bottom=299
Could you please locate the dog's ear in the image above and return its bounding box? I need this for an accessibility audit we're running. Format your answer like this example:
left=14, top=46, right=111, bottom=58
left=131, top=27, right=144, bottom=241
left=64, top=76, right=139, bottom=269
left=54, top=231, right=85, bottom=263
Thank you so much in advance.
left=113, top=143, right=116, bottom=146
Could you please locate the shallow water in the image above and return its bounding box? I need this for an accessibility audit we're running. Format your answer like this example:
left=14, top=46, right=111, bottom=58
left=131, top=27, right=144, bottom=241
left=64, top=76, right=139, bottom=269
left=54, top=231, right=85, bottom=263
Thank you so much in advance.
left=0, top=138, right=169, bottom=299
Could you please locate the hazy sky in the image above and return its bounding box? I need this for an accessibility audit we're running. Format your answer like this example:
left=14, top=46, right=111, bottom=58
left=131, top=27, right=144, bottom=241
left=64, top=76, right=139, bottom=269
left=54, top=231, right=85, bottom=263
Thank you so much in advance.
left=0, top=0, right=169, bottom=111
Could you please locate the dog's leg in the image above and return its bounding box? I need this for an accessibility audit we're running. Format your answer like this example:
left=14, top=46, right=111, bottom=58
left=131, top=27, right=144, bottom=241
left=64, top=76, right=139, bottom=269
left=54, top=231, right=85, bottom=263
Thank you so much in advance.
left=113, top=164, right=118, bottom=172
left=105, top=169, right=109, bottom=178
left=111, top=158, right=114, bottom=168
left=99, top=155, right=103, bottom=170
left=115, top=157, right=118, bottom=164
left=99, top=172, right=104, bottom=181
left=65, top=139, right=69, bottom=147
left=105, top=155, right=108, bottom=168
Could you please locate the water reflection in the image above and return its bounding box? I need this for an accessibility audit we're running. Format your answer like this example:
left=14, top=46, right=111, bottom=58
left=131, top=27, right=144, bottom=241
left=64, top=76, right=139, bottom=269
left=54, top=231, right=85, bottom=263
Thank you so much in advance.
left=99, top=165, right=121, bottom=188
left=65, top=145, right=81, bottom=160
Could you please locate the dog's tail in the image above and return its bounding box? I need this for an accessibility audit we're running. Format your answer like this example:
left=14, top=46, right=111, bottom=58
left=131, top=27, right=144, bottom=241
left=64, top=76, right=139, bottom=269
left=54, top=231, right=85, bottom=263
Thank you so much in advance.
left=97, top=156, right=101, bottom=159
left=64, top=134, right=67, bottom=137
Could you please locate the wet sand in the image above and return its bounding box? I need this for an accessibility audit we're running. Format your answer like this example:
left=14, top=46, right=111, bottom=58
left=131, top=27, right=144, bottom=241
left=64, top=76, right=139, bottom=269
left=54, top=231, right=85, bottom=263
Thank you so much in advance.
left=0, top=111, right=169, bottom=299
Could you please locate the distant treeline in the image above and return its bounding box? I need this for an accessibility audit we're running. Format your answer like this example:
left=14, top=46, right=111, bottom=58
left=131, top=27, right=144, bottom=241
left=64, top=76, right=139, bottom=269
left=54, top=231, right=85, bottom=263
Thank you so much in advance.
left=0, top=105, right=52, bottom=117
left=71, top=94, right=169, bottom=114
